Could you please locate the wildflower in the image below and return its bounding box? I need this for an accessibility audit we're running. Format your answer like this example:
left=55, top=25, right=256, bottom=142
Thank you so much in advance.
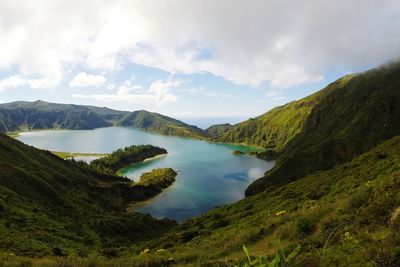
left=344, top=231, right=352, bottom=241
left=276, top=210, right=286, bottom=216
left=140, top=248, right=150, bottom=255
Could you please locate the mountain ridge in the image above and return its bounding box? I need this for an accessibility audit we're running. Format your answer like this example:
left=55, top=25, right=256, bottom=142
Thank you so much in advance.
left=0, top=100, right=208, bottom=139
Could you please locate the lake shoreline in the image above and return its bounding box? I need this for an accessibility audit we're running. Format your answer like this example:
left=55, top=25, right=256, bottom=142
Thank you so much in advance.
left=16, top=126, right=274, bottom=222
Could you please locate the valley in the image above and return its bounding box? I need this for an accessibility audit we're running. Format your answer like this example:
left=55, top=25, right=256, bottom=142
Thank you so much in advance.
left=0, top=62, right=400, bottom=266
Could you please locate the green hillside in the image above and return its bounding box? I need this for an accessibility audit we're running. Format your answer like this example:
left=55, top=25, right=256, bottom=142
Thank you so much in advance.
left=0, top=133, right=176, bottom=257
left=205, top=123, right=234, bottom=137
left=0, top=100, right=120, bottom=132
left=143, top=134, right=400, bottom=266
left=246, top=62, right=400, bottom=195
left=212, top=98, right=317, bottom=152
left=5, top=132, right=400, bottom=266
left=0, top=101, right=209, bottom=139
left=118, top=110, right=207, bottom=139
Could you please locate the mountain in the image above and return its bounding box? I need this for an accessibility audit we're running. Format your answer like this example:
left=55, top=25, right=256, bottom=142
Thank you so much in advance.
left=245, top=62, right=400, bottom=195
left=209, top=62, right=400, bottom=195
left=0, top=132, right=175, bottom=257
left=118, top=110, right=208, bottom=139
left=212, top=92, right=322, bottom=152
left=205, top=123, right=234, bottom=137
left=0, top=101, right=209, bottom=139
left=0, top=100, right=127, bottom=132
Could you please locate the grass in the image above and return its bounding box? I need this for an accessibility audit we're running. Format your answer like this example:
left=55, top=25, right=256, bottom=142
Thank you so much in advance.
left=50, top=151, right=108, bottom=159
left=0, top=133, right=176, bottom=258
left=130, top=135, right=400, bottom=266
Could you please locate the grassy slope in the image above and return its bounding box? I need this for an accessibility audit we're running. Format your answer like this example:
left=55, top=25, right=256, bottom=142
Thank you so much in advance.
left=205, top=123, right=234, bottom=137
left=0, top=133, right=176, bottom=257
left=0, top=100, right=114, bottom=132
left=247, top=62, right=400, bottom=195
left=140, top=135, right=400, bottom=266
left=128, top=168, right=178, bottom=201
left=51, top=151, right=107, bottom=159
left=212, top=94, right=320, bottom=152
left=118, top=110, right=208, bottom=139
left=7, top=133, right=400, bottom=266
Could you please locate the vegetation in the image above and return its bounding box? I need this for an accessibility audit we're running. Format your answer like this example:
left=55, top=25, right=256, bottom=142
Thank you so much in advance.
left=0, top=100, right=125, bottom=132
left=0, top=133, right=176, bottom=258
left=135, top=168, right=177, bottom=188
left=128, top=168, right=178, bottom=201
left=3, top=134, right=399, bottom=266
left=0, top=101, right=211, bottom=140
left=246, top=62, right=400, bottom=195
left=89, top=145, right=167, bottom=174
left=1, top=62, right=400, bottom=266
left=134, top=135, right=400, bottom=266
left=118, top=110, right=208, bottom=139
left=205, top=123, right=234, bottom=137
left=51, top=151, right=107, bottom=159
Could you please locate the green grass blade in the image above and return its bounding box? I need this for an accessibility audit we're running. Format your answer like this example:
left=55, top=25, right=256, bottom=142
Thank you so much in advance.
left=285, top=245, right=301, bottom=263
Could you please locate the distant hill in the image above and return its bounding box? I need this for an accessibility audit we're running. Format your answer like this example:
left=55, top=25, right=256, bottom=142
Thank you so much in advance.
left=0, top=100, right=123, bottom=132
left=0, top=132, right=176, bottom=256
left=0, top=100, right=209, bottom=139
left=118, top=110, right=207, bottom=139
left=205, top=123, right=234, bottom=137
left=212, top=94, right=319, bottom=151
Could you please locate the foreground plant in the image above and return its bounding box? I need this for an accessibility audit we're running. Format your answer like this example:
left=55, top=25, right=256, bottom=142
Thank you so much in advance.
left=239, top=244, right=301, bottom=267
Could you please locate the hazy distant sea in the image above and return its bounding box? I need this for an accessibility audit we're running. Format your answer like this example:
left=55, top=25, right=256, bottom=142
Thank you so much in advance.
left=178, top=117, right=248, bottom=129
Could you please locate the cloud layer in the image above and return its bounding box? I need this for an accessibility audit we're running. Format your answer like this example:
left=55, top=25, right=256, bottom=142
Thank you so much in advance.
left=73, top=79, right=179, bottom=105
left=70, top=72, right=106, bottom=87
left=1, top=0, right=400, bottom=91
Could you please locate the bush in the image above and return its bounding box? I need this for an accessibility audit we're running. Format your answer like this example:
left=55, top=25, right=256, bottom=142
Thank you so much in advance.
left=297, top=218, right=314, bottom=236
left=52, top=247, right=64, bottom=257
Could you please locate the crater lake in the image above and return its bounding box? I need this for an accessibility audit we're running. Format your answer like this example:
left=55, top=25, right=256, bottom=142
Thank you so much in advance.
left=17, top=126, right=273, bottom=222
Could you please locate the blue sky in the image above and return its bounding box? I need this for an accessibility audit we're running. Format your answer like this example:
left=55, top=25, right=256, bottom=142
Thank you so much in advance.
left=0, top=0, right=399, bottom=124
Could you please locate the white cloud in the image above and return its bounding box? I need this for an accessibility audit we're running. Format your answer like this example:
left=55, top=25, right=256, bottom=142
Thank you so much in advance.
left=187, top=86, right=232, bottom=98
left=0, top=74, right=59, bottom=92
left=0, top=0, right=400, bottom=89
left=73, top=79, right=179, bottom=105
left=69, top=72, right=106, bottom=87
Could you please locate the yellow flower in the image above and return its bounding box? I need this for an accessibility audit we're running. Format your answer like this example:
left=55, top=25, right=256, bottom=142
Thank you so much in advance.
left=276, top=210, right=286, bottom=216
left=344, top=232, right=352, bottom=240
left=140, top=248, right=150, bottom=255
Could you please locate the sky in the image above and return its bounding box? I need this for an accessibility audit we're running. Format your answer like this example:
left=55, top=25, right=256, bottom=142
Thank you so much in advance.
left=0, top=0, right=400, bottom=123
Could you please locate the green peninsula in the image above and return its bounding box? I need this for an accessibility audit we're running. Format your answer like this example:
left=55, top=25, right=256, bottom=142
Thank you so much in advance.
left=130, top=168, right=178, bottom=201
left=89, top=145, right=167, bottom=174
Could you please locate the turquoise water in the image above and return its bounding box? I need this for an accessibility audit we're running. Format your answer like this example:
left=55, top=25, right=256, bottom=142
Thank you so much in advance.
left=17, top=127, right=273, bottom=222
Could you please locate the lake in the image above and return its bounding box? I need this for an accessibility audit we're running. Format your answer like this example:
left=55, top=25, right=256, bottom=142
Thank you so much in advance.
left=17, top=126, right=273, bottom=222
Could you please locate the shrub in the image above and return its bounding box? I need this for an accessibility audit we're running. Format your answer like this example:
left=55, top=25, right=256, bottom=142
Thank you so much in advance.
left=297, top=218, right=314, bottom=236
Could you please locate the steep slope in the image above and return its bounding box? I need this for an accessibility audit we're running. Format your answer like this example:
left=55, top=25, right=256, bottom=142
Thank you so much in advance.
left=212, top=96, right=322, bottom=152
left=142, top=135, right=400, bottom=266
left=118, top=110, right=208, bottom=139
left=0, top=133, right=175, bottom=257
left=0, top=100, right=117, bottom=132
left=246, top=62, right=400, bottom=195
left=205, top=123, right=234, bottom=137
